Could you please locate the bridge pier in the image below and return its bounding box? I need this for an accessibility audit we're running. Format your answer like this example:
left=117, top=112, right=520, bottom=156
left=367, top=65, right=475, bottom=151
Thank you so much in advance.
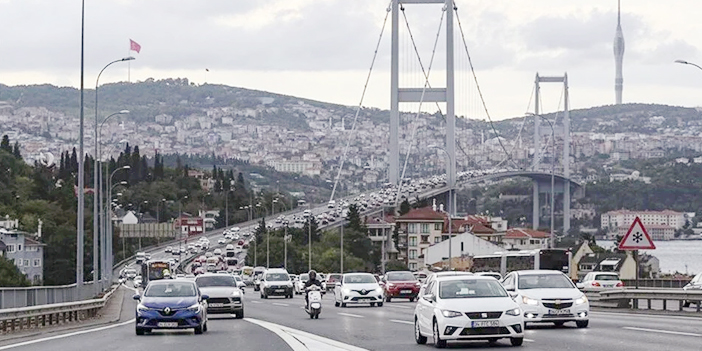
left=532, top=180, right=539, bottom=230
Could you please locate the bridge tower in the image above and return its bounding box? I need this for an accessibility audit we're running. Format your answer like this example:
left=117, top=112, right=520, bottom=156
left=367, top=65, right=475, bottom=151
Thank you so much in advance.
left=532, top=74, right=571, bottom=234
left=389, top=0, right=456, bottom=200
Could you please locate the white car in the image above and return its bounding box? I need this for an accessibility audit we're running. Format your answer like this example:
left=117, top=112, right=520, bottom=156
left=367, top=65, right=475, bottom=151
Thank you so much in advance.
left=501, top=270, right=589, bottom=328
left=164, top=246, right=172, bottom=253
left=414, top=275, right=524, bottom=347
left=334, top=273, right=384, bottom=307
left=295, top=273, right=309, bottom=295
left=218, top=238, right=226, bottom=245
left=475, top=272, right=503, bottom=281
left=577, top=272, right=623, bottom=292
left=213, top=248, right=222, bottom=256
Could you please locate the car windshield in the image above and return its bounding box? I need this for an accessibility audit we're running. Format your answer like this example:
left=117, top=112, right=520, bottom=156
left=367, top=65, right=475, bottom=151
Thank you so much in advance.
left=343, top=275, right=376, bottom=284
left=386, top=272, right=417, bottom=281
left=144, top=282, right=197, bottom=297
left=196, top=276, right=235, bottom=287
left=266, top=273, right=290, bottom=281
left=594, top=274, right=619, bottom=281
left=518, top=274, right=575, bottom=289
left=439, top=279, right=507, bottom=299
left=299, top=274, right=309, bottom=281
left=233, top=276, right=242, bottom=282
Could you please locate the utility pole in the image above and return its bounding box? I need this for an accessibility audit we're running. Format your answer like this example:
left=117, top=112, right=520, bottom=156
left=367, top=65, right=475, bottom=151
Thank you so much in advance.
left=340, top=225, right=344, bottom=274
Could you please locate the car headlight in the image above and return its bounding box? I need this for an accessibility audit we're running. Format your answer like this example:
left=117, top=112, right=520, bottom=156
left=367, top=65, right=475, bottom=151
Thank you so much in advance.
left=287, top=282, right=293, bottom=288
left=342, top=288, right=352, bottom=295
left=522, top=296, right=539, bottom=306
left=187, top=303, right=201, bottom=313
left=575, top=295, right=588, bottom=305
left=136, top=304, right=153, bottom=312
left=505, top=307, right=521, bottom=316
left=231, top=291, right=241, bottom=297
left=441, top=310, right=463, bottom=318
left=386, top=283, right=395, bottom=288
left=375, top=287, right=383, bottom=294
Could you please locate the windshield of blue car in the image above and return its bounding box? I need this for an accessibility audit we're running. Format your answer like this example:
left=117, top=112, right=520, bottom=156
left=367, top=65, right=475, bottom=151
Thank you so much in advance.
left=195, top=276, right=236, bottom=287
left=343, top=275, right=376, bottom=284
left=266, top=273, right=290, bottom=281
left=439, top=279, right=508, bottom=299
left=518, top=274, right=575, bottom=289
left=144, top=282, right=197, bottom=297
left=386, top=272, right=416, bottom=281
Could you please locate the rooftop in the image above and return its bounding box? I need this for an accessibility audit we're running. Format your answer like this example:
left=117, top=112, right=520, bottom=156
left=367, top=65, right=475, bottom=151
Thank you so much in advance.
left=395, top=207, right=445, bottom=222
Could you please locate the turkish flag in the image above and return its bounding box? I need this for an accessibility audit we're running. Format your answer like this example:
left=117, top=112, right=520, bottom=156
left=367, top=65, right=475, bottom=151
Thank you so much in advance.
left=129, top=39, right=141, bottom=53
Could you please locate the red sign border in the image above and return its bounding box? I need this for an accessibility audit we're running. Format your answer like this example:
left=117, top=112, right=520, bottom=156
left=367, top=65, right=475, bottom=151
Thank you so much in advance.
left=618, top=216, right=656, bottom=250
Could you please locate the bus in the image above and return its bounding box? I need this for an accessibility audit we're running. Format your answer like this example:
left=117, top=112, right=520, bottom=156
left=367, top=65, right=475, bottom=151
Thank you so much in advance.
left=471, top=249, right=571, bottom=278
left=140, top=259, right=172, bottom=286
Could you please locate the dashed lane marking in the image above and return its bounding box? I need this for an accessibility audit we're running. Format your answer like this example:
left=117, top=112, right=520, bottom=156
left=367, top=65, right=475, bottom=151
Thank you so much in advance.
left=524, top=339, right=535, bottom=342
left=385, top=304, right=412, bottom=309
left=251, top=300, right=263, bottom=304
left=0, top=319, right=136, bottom=350
left=390, top=319, right=413, bottom=325
left=623, top=326, right=702, bottom=337
left=272, top=303, right=290, bottom=307
left=337, top=312, right=364, bottom=318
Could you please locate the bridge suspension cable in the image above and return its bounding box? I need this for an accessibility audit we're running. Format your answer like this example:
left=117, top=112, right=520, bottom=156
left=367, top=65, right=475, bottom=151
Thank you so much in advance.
left=495, top=84, right=535, bottom=170
left=534, top=87, right=564, bottom=169
left=454, top=6, right=519, bottom=169
left=329, top=2, right=392, bottom=202
left=394, top=5, right=446, bottom=206
left=400, top=5, right=480, bottom=172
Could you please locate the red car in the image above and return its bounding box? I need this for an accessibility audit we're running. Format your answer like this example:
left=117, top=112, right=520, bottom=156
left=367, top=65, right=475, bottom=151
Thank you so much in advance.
left=383, top=271, right=421, bottom=302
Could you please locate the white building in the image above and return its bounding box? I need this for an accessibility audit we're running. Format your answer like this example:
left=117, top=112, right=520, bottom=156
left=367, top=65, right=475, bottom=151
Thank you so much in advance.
left=271, top=160, right=321, bottom=176
left=601, top=209, right=685, bottom=238
left=423, top=232, right=502, bottom=267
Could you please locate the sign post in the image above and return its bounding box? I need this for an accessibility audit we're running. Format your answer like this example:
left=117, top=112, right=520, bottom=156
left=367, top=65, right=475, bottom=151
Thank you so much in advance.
left=618, top=216, right=656, bottom=290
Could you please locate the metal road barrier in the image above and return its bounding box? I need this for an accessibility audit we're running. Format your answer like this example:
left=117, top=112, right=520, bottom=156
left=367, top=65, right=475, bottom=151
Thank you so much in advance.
left=0, top=285, right=118, bottom=335
left=0, top=283, right=103, bottom=310
left=587, top=289, right=702, bottom=312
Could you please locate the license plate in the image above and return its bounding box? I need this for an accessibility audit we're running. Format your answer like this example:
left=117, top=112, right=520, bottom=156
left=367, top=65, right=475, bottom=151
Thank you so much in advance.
left=275, top=289, right=285, bottom=292
left=401, top=290, right=413, bottom=294
left=157, top=322, right=178, bottom=328
left=603, top=284, right=613, bottom=288
left=209, top=303, right=224, bottom=307
left=472, top=320, right=499, bottom=328
left=548, top=309, right=571, bottom=315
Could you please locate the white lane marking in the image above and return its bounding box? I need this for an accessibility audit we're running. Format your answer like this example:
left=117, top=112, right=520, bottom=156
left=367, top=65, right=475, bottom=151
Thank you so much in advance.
left=245, top=318, right=369, bottom=351
left=0, top=319, right=135, bottom=350
left=337, top=312, right=364, bottom=318
left=591, top=311, right=702, bottom=322
left=251, top=300, right=263, bottom=304
left=390, top=319, right=413, bottom=325
left=623, top=326, right=702, bottom=337
left=272, top=303, right=290, bottom=307
left=385, top=304, right=411, bottom=309
left=524, top=339, right=535, bottom=342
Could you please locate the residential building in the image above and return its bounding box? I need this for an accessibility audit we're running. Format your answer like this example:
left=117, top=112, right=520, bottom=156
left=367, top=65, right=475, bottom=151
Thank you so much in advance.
left=394, top=207, right=446, bottom=271
left=423, top=232, right=502, bottom=268
left=502, top=228, right=551, bottom=250
left=617, top=224, right=675, bottom=241
left=271, top=160, right=322, bottom=176
left=601, top=209, right=685, bottom=233
left=576, top=252, right=637, bottom=280
left=0, top=227, right=45, bottom=284
left=365, top=214, right=398, bottom=264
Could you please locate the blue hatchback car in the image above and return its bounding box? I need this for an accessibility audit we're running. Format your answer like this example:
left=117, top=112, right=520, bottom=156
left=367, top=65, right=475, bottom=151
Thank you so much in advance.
left=134, top=280, right=209, bottom=335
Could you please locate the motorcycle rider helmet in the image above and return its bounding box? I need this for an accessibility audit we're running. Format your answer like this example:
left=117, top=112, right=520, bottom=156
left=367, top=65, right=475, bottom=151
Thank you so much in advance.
left=308, top=270, right=317, bottom=281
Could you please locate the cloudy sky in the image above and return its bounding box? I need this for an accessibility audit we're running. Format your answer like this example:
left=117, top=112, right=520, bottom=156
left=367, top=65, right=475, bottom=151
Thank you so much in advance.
left=1, top=0, right=700, bottom=120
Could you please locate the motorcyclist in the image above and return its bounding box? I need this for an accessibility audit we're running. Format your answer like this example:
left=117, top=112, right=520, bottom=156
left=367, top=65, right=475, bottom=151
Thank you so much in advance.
left=304, top=270, right=323, bottom=306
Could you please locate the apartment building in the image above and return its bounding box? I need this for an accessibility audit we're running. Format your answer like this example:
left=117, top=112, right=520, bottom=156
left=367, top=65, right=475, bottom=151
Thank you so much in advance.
left=601, top=210, right=685, bottom=240
left=394, top=207, right=446, bottom=271
left=0, top=227, right=45, bottom=284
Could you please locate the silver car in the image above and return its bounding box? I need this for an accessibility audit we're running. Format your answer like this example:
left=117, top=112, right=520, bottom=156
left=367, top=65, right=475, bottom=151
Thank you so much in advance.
left=195, top=273, right=244, bottom=319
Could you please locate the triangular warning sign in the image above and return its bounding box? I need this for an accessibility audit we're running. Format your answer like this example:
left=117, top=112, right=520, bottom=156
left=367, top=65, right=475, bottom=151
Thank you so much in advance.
left=618, top=216, right=656, bottom=250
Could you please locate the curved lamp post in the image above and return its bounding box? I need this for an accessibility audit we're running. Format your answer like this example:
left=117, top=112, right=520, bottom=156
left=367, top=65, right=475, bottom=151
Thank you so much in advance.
left=675, top=59, right=702, bottom=72
left=428, top=144, right=454, bottom=270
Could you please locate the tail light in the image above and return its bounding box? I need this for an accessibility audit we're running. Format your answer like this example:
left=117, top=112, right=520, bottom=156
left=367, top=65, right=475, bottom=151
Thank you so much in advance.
left=616, top=282, right=624, bottom=287
left=593, top=282, right=601, bottom=287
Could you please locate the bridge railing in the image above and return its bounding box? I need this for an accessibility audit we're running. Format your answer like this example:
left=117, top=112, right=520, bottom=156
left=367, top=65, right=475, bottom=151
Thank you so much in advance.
left=586, top=288, right=702, bottom=312
left=0, top=284, right=117, bottom=335
left=0, top=282, right=104, bottom=310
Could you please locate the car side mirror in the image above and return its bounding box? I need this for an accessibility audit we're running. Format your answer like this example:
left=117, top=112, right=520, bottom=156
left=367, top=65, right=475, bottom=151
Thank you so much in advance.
left=201, top=294, right=209, bottom=301
left=132, top=294, right=141, bottom=300
left=576, top=283, right=585, bottom=290
left=423, top=294, right=435, bottom=302
left=508, top=292, right=518, bottom=300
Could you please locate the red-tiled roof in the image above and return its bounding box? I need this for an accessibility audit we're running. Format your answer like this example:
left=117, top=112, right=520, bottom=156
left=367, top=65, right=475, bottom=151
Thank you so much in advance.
left=471, top=223, right=496, bottom=234
left=505, top=228, right=550, bottom=239
left=464, top=215, right=490, bottom=225
left=396, top=207, right=445, bottom=221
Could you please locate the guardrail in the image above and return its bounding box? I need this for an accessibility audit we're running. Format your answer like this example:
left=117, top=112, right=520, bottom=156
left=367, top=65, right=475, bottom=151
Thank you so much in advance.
left=0, top=285, right=117, bottom=335
left=620, top=279, right=691, bottom=289
left=0, top=282, right=106, bottom=310
left=586, top=288, right=702, bottom=312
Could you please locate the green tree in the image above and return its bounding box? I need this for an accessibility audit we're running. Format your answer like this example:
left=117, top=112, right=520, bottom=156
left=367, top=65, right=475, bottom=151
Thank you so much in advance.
left=0, top=256, right=30, bottom=287
left=399, top=199, right=411, bottom=216
left=385, top=259, right=409, bottom=272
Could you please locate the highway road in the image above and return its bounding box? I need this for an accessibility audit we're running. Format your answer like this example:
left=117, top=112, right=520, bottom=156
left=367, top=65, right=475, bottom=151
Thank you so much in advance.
left=4, top=284, right=702, bottom=351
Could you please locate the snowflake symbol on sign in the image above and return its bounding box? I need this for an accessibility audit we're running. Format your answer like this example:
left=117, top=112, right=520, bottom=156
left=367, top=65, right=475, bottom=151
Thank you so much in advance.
left=632, top=232, right=643, bottom=243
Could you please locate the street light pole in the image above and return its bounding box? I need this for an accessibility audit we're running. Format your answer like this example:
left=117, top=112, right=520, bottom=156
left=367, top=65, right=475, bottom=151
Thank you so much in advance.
left=429, top=145, right=454, bottom=270
left=94, top=57, right=134, bottom=294
left=105, top=165, right=129, bottom=283
left=268, top=198, right=277, bottom=268
left=283, top=221, right=289, bottom=270
left=675, top=59, right=702, bottom=72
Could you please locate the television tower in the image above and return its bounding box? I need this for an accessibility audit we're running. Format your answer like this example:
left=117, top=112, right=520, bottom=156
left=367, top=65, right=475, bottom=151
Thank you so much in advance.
left=614, top=0, right=625, bottom=105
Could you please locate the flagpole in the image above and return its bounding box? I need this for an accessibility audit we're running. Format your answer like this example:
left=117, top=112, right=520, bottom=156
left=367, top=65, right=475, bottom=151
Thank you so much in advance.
left=127, top=47, right=131, bottom=83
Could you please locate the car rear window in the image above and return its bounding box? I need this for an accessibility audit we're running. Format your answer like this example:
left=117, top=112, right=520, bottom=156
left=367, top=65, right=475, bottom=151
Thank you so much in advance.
left=386, top=272, right=417, bottom=281
left=594, top=274, right=619, bottom=281
left=196, top=276, right=235, bottom=287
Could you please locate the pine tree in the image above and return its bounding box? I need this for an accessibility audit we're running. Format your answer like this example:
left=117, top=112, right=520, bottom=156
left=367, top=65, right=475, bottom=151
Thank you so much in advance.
left=12, top=142, right=21, bottom=159
left=0, top=135, right=10, bottom=153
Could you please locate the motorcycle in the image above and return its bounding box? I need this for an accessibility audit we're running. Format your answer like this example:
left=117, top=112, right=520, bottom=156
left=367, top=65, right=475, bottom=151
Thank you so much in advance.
left=305, top=285, right=322, bottom=319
